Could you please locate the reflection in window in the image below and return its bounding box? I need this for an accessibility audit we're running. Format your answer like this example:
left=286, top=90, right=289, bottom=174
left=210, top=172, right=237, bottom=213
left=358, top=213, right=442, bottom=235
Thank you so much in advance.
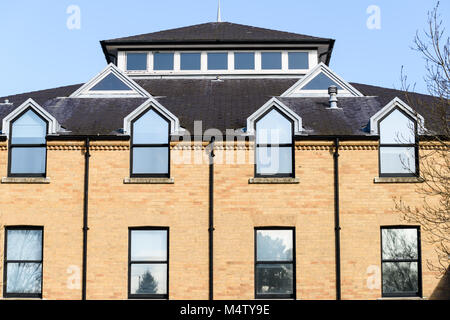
left=4, top=228, right=43, bottom=298
left=127, top=53, right=147, bottom=71
left=379, top=108, right=417, bottom=176
left=302, top=72, right=342, bottom=90
left=180, top=53, right=201, bottom=70
left=261, top=52, right=282, bottom=70
left=255, top=109, right=294, bottom=177
left=255, top=228, right=295, bottom=299
left=131, top=108, right=170, bottom=177
left=129, top=229, right=168, bottom=299
left=207, top=52, right=228, bottom=70
left=234, top=52, right=255, bottom=70
left=381, top=227, right=421, bottom=297
left=288, top=52, right=309, bottom=69
left=9, top=109, right=47, bottom=176
left=154, top=53, right=174, bottom=70
left=90, top=73, right=132, bottom=91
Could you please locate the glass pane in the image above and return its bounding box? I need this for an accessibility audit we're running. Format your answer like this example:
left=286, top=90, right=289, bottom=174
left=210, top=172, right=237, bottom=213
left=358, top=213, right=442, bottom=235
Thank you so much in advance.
left=302, top=72, right=342, bottom=90
left=261, top=52, right=282, bottom=70
left=131, top=230, right=167, bottom=261
left=6, top=263, right=42, bottom=294
left=256, top=109, right=292, bottom=144
left=207, top=52, right=228, bottom=70
left=256, top=264, right=293, bottom=295
left=7, top=229, right=42, bottom=261
left=234, top=52, right=255, bottom=70
left=382, top=228, right=418, bottom=260
left=10, top=147, right=46, bottom=174
left=380, top=147, right=416, bottom=174
left=133, top=109, right=169, bottom=144
left=11, top=110, right=46, bottom=144
left=380, top=109, right=415, bottom=144
left=382, top=262, right=418, bottom=295
left=256, top=147, right=292, bottom=175
left=180, top=53, right=201, bottom=70
left=132, top=147, right=169, bottom=174
left=90, top=73, right=132, bottom=91
left=127, top=53, right=147, bottom=71
left=130, top=264, right=167, bottom=295
left=154, top=53, right=174, bottom=70
left=257, top=230, right=293, bottom=261
left=288, top=52, right=309, bottom=69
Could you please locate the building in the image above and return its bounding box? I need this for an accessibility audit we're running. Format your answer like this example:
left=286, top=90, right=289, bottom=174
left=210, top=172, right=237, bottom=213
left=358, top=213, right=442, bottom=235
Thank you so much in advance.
left=0, top=21, right=448, bottom=300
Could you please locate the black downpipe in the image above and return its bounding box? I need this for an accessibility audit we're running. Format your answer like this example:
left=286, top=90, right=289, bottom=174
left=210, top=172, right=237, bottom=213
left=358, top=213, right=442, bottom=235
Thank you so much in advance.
left=208, top=137, right=215, bottom=300
left=333, top=138, right=341, bottom=300
left=82, top=137, right=90, bottom=300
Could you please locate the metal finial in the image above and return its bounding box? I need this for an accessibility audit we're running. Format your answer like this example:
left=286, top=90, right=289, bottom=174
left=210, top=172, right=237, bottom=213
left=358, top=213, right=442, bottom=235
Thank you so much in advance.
left=217, top=0, right=222, bottom=22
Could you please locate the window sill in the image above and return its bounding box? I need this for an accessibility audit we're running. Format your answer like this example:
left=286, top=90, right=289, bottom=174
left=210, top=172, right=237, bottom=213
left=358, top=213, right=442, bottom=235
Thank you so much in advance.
left=123, top=177, right=174, bottom=184
left=248, top=177, right=299, bottom=184
left=373, top=177, right=424, bottom=184
left=1, top=177, right=50, bottom=184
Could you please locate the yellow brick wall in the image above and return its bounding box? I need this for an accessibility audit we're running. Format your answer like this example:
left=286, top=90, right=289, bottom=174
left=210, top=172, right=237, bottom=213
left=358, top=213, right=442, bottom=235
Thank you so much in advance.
left=0, top=140, right=446, bottom=299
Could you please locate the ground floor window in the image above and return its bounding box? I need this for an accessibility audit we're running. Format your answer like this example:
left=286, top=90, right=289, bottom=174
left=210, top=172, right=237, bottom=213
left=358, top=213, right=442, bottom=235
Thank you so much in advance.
left=128, top=227, right=169, bottom=299
left=255, top=227, right=295, bottom=299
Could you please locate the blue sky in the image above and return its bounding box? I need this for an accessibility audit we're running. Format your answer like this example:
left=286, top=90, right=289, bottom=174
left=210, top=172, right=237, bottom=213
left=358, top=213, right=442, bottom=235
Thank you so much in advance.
left=0, top=0, right=448, bottom=97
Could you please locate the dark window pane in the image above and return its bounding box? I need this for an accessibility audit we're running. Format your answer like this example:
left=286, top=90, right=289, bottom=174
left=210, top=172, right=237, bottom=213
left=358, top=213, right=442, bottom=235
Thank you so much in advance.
left=180, top=53, right=201, bottom=70
left=7, top=229, right=43, bottom=261
left=382, top=262, right=418, bottom=294
left=256, top=264, right=293, bottom=295
left=131, top=230, right=167, bottom=261
left=6, top=263, right=42, bottom=294
left=132, top=147, right=169, bottom=174
left=302, top=72, right=342, bottom=90
left=380, top=109, right=415, bottom=144
left=90, top=73, right=132, bottom=91
left=380, top=147, right=416, bottom=175
left=127, top=53, right=147, bottom=71
left=234, top=52, right=255, bottom=70
left=261, top=52, right=282, bottom=70
left=10, top=147, right=46, bottom=174
left=382, top=229, right=418, bottom=260
left=130, top=264, right=167, bottom=295
left=256, top=230, right=293, bottom=261
left=208, top=53, right=228, bottom=70
left=256, top=147, right=292, bottom=175
left=256, top=109, right=292, bottom=144
left=288, top=52, right=309, bottom=69
left=154, top=53, right=174, bottom=70
left=11, top=110, right=46, bottom=144
left=133, top=109, right=169, bottom=144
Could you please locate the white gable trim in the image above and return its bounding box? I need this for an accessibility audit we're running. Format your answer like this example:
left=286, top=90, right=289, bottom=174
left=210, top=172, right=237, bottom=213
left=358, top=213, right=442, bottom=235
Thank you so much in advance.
left=246, top=97, right=303, bottom=136
left=70, top=63, right=151, bottom=98
left=370, top=97, right=425, bottom=135
left=2, top=98, right=60, bottom=137
left=281, top=62, right=364, bottom=97
left=123, top=97, right=182, bottom=136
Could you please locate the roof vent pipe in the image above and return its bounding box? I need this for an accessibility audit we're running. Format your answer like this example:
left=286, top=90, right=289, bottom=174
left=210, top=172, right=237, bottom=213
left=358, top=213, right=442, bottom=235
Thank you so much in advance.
left=4, top=99, right=9, bottom=104
left=328, top=85, right=338, bottom=109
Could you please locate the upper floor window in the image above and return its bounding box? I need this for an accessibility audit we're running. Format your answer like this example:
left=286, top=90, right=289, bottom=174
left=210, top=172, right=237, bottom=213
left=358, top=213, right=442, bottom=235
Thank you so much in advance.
left=288, top=52, right=309, bottom=70
left=234, top=52, right=255, bottom=70
left=261, top=52, right=282, bottom=70
left=381, top=227, right=421, bottom=297
left=126, top=53, right=147, bottom=71
left=4, top=227, right=43, bottom=298
left=180, top=52, right=201, bottom=70
left=379, top=108, right=417, bottom=177
left=131, top=108, right=170, bottom=177
left=255, top=228, right=295, bottom=299
left=9, top=109, right=47, bottom=177
left=154, top=53, right=174, bottom=70
left=207, top=52, right=228, bottom=70
left=128, top=228, right=169, bottom=299
left=255, top=108, right=294, bottom=177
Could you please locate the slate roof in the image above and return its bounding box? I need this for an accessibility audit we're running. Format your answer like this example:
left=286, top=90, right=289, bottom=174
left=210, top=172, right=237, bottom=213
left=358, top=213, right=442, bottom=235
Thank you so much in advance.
left=0, top=79, right=444, bottom=137
left=102, top=22, right=332, bottom=44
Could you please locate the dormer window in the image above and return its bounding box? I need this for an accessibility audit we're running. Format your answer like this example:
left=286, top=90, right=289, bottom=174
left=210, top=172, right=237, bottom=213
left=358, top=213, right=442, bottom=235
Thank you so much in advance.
left=9, top=109, right=48, bottom=177
left=379, top=108, right=417, bottom=177
left=90, top=73, right=133, bottom=91
left=302, top=72, right=342, bottom=90
left=180, top=53, right=201, bottom=70
left=126, top=53, right=147, bottom=71
left=261, top=52, right=282, bottom=70
left=255, top=108, right=294, bottom=177
left=131, top=108, right=170, bottom=177
left=234, top=52, right=255, bottom=70
left=154, top=53, right=174, bottom=71
left=207, top=52, right=228, bottom=70
left=288, top=52, right=309, bottom=70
